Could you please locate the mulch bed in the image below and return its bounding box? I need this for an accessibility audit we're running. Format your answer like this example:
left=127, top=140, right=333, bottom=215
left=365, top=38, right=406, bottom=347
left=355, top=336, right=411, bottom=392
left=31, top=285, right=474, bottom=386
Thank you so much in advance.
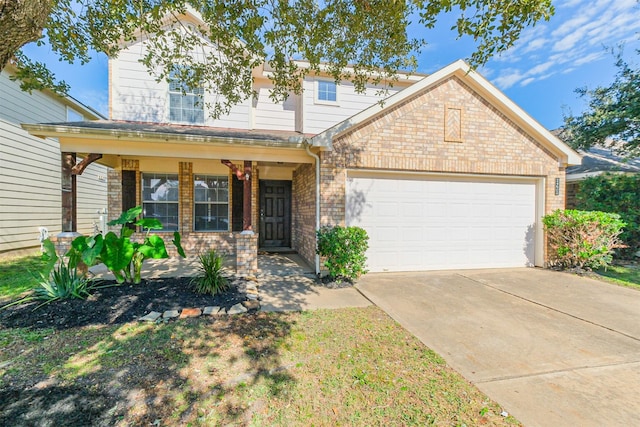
left=0, top=277, right=249, bottom=330
left=316, top=275, right=355, bottom=289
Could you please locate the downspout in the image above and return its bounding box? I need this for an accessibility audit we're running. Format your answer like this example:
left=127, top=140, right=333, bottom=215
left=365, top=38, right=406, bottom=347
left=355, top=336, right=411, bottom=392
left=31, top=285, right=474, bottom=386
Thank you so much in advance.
left=304, top=141, right=321, bottom=275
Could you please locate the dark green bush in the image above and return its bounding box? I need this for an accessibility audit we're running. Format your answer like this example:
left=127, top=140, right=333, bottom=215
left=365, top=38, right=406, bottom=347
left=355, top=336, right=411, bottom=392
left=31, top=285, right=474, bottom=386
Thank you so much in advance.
left=542, top=209, right=626, bottom=269
left=190, top=250, right=229, bottom=295
left=574, top=173, right=640, bottom=257
left=316, top=225, right=369, bottom=282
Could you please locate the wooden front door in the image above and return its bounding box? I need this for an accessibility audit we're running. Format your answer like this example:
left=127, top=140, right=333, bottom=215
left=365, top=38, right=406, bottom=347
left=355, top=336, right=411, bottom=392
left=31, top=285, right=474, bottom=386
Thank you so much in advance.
left=259, top=180, right=291, bottom=247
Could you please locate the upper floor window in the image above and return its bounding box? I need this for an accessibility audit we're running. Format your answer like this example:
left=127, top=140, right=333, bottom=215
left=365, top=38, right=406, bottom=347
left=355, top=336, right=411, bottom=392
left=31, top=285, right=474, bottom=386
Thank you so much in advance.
left=169, top=69, right=205, bottom=124
left=142, top=173, right=179, bottom=231
left=316, top=80, right=337, bottom=103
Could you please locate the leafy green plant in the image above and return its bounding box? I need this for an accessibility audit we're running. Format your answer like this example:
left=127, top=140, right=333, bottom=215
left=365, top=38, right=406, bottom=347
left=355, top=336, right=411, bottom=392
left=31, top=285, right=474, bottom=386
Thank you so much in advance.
left=574, top=173, right=640, bottom=257
left=67, top=206, right=186, bottom=284
left=542, top=209, right=626, bottom=270
left=190, top=250, right=229, bottom=295
left=316, top=225, right=369, bottom=282
left=1, top=240, right=94, bottom=310
left=33, top=261, right=93, bottom=305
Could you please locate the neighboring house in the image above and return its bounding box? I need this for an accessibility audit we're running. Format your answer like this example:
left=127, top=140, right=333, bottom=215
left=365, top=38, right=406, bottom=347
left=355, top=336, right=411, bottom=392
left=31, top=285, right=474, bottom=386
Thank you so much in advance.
left=23, top=11, right=580, bottom=274
left=565, top=146, right=640, bottom=208
left=0, top=65, right=109, bottom=256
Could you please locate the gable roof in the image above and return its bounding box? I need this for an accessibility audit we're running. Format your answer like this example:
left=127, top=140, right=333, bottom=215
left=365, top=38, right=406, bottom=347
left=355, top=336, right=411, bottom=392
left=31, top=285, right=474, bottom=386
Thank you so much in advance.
left=309, top=59, right=581, bottom=167
left=2, top=64, right=105, bottom=120
left=566, top=146, right=640, bottom=181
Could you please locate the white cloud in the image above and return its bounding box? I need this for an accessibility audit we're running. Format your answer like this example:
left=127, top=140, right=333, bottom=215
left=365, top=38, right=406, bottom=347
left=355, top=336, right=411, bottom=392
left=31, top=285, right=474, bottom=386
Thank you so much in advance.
left=528, top=61, right=555, bottom=75
left=493, top=70, right=525, bottom=89
left=487, top=0, right=640, bottom=89
left=574, top=51, right=605, bottom=66
left=520, top=77, right=536, bottom=87
left=75, top=89, right=109, bottom=118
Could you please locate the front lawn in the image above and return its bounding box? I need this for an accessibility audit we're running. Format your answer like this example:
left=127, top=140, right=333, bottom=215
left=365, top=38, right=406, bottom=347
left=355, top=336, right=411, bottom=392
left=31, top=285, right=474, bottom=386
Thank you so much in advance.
left=0, top=254, right=44, bottom=300
left=0, top=254, right=518, bottom=425
left=594, top=264, right=640, bottom=290
left=0, top=307, right=518, bottom=426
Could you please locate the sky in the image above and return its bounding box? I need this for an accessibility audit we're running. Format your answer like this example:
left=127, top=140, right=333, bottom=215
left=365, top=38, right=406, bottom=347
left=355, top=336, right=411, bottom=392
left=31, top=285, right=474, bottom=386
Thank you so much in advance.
left=21, top=0, right=640, bottom=130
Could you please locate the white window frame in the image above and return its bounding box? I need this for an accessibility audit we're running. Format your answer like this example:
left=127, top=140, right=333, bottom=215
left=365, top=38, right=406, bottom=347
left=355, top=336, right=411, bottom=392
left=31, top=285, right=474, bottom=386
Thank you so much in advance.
left=193, top=174, right=229, bottom=232
left=168, top=68, right=205, bottom=124
left=315, top=79, right=339, bottom=105
left=141, top=172, right=179, bottom=232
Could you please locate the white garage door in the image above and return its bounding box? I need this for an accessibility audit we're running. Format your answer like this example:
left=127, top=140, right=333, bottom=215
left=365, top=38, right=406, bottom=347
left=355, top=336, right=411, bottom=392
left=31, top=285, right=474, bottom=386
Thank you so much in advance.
left=346, top=173, right=538, bottom=272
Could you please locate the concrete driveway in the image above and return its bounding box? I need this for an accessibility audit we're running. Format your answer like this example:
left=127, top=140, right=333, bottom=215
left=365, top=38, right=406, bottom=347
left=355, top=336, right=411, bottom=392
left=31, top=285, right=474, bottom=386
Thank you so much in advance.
left=357, top=268, right=640, bottom=427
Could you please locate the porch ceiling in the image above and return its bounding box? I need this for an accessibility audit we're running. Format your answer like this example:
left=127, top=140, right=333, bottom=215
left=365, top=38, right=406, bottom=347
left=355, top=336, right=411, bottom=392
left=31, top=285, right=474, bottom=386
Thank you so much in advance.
left=22, top=120, right=315, bottom=164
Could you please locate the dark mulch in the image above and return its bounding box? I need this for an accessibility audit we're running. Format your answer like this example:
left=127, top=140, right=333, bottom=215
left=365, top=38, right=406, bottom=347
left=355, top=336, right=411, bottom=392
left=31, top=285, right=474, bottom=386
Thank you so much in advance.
left=0, top=277, right=248, bottom=330
left=316, top=275, right=355, bottom=289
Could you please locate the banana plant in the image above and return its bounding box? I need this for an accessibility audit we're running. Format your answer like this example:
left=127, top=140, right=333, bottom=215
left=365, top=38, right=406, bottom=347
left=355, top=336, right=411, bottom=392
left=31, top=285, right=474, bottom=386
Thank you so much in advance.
left=68, top=206, right=186, bottom=284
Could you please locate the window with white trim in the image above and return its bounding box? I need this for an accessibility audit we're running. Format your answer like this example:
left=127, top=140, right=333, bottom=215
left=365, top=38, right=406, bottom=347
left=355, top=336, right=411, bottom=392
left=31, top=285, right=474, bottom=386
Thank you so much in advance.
left=169, top=68, right=205, bottom=124
left=316, top=80, right=337, bottom=103
left=194, top=175, right=229, bottom=231
left=142, top=173, right=179, bottom=231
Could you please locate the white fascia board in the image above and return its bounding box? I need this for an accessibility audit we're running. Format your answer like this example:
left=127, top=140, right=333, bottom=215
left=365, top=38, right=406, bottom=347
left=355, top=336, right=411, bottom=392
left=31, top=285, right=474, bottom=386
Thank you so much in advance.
left=260, top=60, right=425, bottom=82
left=310, top=59, right=582, bottom=167
left=21, top=123, right=306, bottom=149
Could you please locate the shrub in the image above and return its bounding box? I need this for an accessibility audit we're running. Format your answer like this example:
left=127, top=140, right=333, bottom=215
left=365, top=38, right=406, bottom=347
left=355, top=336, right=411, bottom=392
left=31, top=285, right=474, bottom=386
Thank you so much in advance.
left=1, top=240, right=94, bottom=310
left=542, top=209, right=626, bottom=270
left=316, top=225, right=369, bottom=282
left=33, top=260, right=93, bottom=305
left=190, top=250, right=229, bottom=295
left=574, top=173, right=640, bottom=257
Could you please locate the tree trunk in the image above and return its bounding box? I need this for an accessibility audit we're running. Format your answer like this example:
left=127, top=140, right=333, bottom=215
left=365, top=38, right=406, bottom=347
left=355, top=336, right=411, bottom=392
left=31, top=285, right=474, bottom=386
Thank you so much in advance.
left=0, top=0, right=51, bottom=70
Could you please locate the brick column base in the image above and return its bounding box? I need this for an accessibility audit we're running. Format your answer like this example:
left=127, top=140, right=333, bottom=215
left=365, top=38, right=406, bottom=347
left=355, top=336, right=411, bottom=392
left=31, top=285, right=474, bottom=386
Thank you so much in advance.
left=236, top=232, right=258, bottom=276
left=53, top=232, right=82, bottom=258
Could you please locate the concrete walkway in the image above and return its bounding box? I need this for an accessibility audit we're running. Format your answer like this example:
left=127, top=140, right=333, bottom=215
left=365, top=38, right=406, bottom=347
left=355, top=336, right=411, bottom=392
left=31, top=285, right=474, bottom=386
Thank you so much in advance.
left=357, top=268, right=640, bottom=427
left=257, top=253, right=371, bottom=312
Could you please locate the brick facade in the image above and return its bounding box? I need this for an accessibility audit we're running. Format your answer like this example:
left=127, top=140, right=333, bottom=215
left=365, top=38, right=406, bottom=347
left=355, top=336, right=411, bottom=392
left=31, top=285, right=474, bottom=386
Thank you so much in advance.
left=318, top=76, right=566, bottom=262
left=106, top=158, right=258, bottom=273
left=292, top=163, right=316, bottom=267
left=179, top=161, right=193, bottom=234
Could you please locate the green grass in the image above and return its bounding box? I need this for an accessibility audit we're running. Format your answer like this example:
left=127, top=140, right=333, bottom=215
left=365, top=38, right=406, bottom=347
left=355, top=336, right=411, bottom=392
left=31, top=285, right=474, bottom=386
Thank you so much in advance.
left=595, top=264, right=640, bottom=290
left=0, top=254, right=45, bottom=300
left=0, top=308, right=519, bottom=426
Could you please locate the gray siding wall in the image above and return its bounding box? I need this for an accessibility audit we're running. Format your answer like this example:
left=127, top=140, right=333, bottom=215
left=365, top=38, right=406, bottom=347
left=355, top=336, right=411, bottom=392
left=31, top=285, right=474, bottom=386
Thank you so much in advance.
left=0, top=71, right=109, bottom=254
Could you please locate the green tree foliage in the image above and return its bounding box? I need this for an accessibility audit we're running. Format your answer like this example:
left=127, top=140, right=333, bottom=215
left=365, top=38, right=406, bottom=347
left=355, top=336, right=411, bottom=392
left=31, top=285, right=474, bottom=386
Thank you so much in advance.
left=574, top=173, right=640, bottom=257
left=1, top=0, right=554, bottom=117
left=562, top=51, right=640, bottom=157
left=542, top=209, right=626, bottom=270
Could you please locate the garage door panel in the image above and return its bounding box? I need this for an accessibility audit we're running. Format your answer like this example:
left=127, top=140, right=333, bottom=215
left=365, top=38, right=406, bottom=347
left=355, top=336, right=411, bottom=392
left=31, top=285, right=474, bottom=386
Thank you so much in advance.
left=346, top=175, right=536, bottom=272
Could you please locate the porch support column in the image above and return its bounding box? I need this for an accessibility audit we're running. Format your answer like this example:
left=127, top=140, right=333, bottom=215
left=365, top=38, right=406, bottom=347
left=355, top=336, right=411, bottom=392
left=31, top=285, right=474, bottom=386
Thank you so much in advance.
left=243, top=160, right=252, bottom=231
left=61, top=152, right=77, bottom=232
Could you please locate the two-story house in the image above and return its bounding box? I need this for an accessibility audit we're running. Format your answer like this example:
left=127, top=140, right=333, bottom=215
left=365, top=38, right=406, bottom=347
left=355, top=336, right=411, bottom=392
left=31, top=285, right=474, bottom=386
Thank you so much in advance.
left=24, top=9, right=580, bottom=275
left=0, top=64, right=109, bottom=256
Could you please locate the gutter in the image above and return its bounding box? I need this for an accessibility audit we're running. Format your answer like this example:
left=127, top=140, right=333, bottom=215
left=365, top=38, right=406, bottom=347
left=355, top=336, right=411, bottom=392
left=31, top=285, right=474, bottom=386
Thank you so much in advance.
left=305, top=141, right=321, bottom=276
left=21, top=123, right=307, bottom=149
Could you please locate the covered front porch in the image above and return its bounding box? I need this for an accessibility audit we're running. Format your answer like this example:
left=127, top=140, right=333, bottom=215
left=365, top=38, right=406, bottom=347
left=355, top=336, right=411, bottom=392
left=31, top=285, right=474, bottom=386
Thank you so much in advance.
left=23, top=121, right=320, bottom=275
